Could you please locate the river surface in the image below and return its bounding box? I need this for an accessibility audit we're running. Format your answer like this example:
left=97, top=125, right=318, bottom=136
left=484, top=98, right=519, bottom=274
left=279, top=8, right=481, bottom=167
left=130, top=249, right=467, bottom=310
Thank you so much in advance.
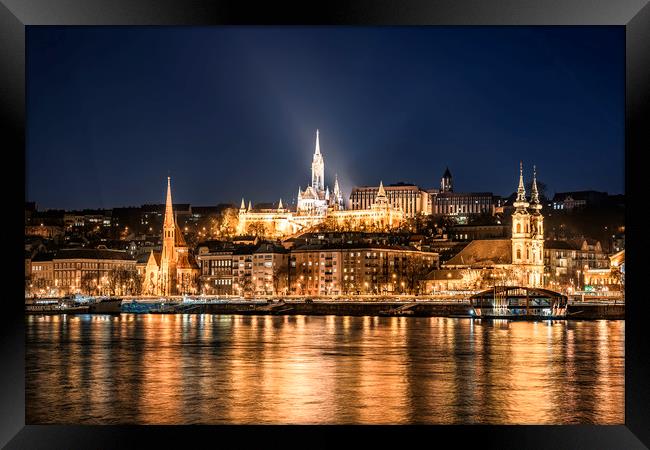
left=25, top=314, right=624, bottom=424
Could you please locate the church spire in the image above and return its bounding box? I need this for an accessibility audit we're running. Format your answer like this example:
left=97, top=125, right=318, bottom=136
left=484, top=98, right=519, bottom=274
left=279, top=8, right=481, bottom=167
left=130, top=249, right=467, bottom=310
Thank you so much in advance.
left=164, top=176, right=174, bottom=228
left=278, top=198, right=283, bottom=210
left=311, top=129, right=325, bottom=192
left=333, top=174, right=344, bottom=210
left=530, top=165, right=542, bottom=211
left=240, top=198, right=246, bottom=210
left=247, top=200, right=252, bottom=212
left=514, top=161, right=529, bottom=210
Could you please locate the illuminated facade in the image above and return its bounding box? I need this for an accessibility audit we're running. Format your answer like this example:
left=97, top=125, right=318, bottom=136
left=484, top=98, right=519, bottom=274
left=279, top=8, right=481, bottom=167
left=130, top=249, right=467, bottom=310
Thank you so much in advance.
left=426, top=163, right=544, bottom=289
left=329, top=181, right=405, bottom=230
left=142, top=177, right=200, bottom=295
left=237, top=130, right=406, bottom=238
left=511, top=163, right=544, bottom=287
left=30, top=249, right=136, bottom=296
left=289, top=243, right=438, bottom=296
left=349, top=182, right=429, bottom=218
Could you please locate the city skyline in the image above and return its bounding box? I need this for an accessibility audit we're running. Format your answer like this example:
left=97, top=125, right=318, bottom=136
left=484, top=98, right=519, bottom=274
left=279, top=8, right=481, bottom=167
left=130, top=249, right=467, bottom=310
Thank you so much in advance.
left=27, top=27, right=624, bottom=210
left=25, top=158, right=616, bottom=212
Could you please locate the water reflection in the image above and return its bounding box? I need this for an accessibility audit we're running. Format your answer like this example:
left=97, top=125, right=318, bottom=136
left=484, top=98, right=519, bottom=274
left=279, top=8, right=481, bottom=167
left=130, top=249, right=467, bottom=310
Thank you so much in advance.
left=26, top=315, right=624, bottom=424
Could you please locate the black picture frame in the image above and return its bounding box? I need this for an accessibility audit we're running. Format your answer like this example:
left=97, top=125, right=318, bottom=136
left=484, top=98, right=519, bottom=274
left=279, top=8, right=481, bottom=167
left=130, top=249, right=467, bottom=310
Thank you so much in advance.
left=3, top=0, right=649, bottom=447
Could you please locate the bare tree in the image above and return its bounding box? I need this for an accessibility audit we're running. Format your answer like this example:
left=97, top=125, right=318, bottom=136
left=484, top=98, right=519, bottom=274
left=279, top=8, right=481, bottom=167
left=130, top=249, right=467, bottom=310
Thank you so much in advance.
left=247, top=221, right=266, bottom=239
left=404, top=257, right=434, bottom=294
left=272, top=264, right=289, bottom=295
left=80, top=272, right=99, bottom=296
left=107, top=266, right=142, bottom=296
left=239, top=276, right=254, bottom=296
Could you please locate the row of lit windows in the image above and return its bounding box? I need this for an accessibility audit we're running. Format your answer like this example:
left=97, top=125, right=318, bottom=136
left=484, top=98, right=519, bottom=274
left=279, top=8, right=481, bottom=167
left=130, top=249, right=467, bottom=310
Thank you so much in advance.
left=208, top=260, right=232, bottom=267
left=52, top=262, right=124, bottom=270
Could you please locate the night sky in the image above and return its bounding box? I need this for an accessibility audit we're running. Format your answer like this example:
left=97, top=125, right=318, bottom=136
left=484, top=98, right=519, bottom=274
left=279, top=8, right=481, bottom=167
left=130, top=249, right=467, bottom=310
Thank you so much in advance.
left=26, top=27, right=624, bottom=210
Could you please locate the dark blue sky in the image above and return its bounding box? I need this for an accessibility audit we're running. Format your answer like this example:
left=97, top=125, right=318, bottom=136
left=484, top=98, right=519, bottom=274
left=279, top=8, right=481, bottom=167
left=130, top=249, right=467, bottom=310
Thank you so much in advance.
left=27, top=27, right=624, bottom=210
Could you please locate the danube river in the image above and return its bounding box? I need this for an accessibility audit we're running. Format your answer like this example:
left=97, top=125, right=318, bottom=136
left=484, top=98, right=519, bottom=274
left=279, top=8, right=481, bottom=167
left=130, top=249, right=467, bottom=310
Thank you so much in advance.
left=26, top=314, right=624, bottom=424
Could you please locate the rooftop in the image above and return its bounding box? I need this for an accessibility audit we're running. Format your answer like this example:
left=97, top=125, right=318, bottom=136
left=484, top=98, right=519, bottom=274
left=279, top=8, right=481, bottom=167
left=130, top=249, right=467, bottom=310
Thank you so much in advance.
left=443, top=239, right=512, bottom=267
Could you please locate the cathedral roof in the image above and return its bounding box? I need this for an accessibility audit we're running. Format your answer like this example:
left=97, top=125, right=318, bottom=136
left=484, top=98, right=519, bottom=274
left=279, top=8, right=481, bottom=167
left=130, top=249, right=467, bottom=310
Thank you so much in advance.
left=300, top=186, right=324, bottom=200
left=424, top=269, right=465, bottom=281
left=174, top=223, right=188, bottom=247
left=443, top=239, right=512, bottom=267
left=137, top=251, right=161, bottom=266
left=177, top=252, right=199, bottom=270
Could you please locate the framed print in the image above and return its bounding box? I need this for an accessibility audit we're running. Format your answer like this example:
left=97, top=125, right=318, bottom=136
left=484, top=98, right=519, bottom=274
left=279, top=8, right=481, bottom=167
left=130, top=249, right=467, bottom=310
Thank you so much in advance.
left=2, top=0, right=649, bottom=447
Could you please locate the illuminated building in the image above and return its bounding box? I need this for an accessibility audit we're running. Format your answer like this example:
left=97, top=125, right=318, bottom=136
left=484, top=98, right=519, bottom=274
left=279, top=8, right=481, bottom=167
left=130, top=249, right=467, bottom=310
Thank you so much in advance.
left=510, top=163, right=544, bottom=286
left=231, top=245, right=256, bottom=295
left=297, top=129, right=329, bottom=215
left=30, top=249, right=136, bottom=296
left=440, top=167, right=453, bottom=192
left=289, top=243, right=438, bottom=296
left=425, top=163, right=545, bottom=289
left=236, top=199, right=299, bottom=238
left=427, top=168, right=495, bottom=220
left=237, top=130, right=406, bottom=238
left=544, top=238, right=611, bottom=289
left=142, top=177, right=200, bottom=295
left=329, top=181, right=405, bottom=230
left=252, top=242, right=289, bottom=295
left=196, top=241, right=235, bottom=295
left=349, top=182, right=429, bottom=218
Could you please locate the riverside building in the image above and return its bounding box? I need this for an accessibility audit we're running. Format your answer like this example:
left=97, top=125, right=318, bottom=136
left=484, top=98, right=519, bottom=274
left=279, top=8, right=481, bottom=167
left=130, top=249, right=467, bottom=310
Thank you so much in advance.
left=425, top=163, right=545, bottom=290
left=289, top=243, right=438, bottom=296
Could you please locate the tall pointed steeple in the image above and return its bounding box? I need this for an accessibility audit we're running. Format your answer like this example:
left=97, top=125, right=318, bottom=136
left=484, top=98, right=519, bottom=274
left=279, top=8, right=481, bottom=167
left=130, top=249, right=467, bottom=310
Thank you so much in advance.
left=530, top=165, right=542, bottom=211
left=333, top=174, right=344, bottom=210
left=514, top=161, right=529, bottom=210
left=240, top=198, right=246, bottom=210
left=160, top=176, right=177, bottom=296
left=311, top=129, right=325, bottom=192
left=164, top=176, right=174, bottom=228
left=278, top=198, right=283, bottom=210
left=441, top=167, right=453, bottom=192
left=247, top=201, right=252, bottom=212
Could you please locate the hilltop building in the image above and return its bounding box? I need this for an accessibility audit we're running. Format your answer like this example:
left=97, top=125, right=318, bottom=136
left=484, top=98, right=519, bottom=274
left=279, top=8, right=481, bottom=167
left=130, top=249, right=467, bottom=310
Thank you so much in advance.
left=237, top=130, right=406, bottom=238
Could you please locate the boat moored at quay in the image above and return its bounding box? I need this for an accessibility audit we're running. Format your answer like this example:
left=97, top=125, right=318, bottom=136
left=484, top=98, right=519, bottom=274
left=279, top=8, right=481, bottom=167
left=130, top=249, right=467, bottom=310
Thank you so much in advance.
left=25, top=295, right=123, bottom=315
left=24, top=290, right=623, bottom=320
left=469, top=286, right=569, bottom=320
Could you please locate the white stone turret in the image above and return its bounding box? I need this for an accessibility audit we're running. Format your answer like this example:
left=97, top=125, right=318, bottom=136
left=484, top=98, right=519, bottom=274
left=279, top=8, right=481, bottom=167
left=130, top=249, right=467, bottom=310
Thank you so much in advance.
left=311, top=129, right=325, bottom=192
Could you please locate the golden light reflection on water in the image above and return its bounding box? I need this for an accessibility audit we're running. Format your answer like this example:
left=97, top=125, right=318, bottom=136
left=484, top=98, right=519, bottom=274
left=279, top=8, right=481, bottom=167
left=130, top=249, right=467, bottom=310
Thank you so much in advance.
left=26, top=314, right=624, bottom=425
